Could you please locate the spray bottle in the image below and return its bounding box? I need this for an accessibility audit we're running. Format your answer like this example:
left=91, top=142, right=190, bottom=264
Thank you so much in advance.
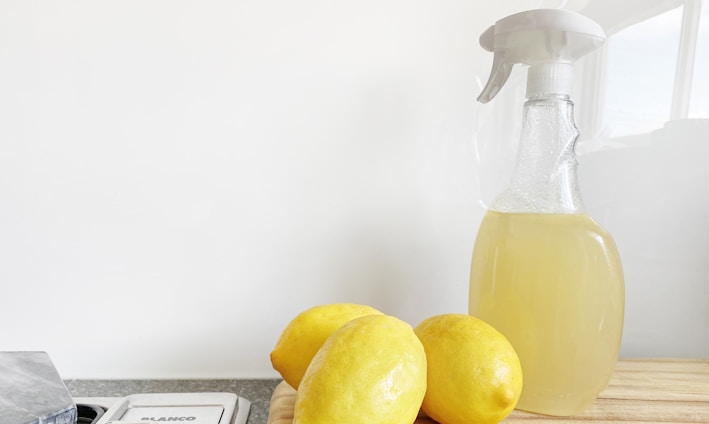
left=469, top=9, right=625, bottom=416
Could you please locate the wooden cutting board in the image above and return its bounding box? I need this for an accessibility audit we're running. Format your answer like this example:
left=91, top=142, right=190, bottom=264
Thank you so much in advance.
left=267, top=358, right=709, bottom=423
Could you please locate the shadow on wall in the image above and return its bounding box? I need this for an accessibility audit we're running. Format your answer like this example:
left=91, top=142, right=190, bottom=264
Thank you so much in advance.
left=581, top=118, right=709, bottom=356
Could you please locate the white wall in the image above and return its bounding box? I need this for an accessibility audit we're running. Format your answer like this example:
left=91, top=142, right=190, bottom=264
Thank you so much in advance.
left=1, top=0, right=707, bottom=379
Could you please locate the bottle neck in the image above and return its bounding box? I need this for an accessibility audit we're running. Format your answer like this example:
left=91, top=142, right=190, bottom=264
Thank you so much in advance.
left=492, top=95, right=584, bottom=214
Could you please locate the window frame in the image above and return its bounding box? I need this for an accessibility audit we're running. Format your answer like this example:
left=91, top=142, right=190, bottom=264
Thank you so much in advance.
left=579, top=0, right=704, bottom=143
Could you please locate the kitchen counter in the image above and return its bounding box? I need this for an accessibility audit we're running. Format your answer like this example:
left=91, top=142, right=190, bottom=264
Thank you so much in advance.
left=64, top=378, right=282, bottom=424
left=65, top=359, right=709, bottom=423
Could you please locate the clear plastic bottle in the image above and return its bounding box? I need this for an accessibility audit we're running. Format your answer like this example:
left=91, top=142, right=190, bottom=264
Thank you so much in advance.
left=468, top=10, right=625, bottom=416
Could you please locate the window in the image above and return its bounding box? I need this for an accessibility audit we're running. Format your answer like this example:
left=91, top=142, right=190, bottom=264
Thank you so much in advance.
left=688, top=2, right=709, bottom=118
left=591, top=0, right=707, bottom=140
left=603, top=6, right=683, bottom=137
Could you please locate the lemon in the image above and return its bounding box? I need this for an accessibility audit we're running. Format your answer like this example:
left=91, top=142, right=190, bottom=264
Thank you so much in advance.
left=270, top=303, right=382, bottom=389
left=294, top=314, right=427, bottom=424
left=414, top=314, right=523, bottom=424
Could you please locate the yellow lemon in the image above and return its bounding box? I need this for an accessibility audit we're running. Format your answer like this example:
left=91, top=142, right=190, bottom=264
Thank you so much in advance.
left=270, top=303, right=382, bottom=389
left=294, top=314, right=427, bottom=424
left=414, top=314, right=523, bottom=424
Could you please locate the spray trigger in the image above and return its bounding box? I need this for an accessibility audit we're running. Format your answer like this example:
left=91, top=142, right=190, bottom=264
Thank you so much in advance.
left=476, top=9, right=606, bottom=103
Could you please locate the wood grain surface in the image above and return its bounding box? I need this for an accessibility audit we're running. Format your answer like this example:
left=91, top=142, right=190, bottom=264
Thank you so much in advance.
left=267, top=358, right=709, bottom=423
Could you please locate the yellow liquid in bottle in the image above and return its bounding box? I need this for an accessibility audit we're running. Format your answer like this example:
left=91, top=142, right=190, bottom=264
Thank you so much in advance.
left=469, top=211, right=624, bottom=416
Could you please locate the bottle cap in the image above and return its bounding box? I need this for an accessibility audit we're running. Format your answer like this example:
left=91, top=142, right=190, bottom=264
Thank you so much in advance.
left=477, top=9, right=605, bottom=103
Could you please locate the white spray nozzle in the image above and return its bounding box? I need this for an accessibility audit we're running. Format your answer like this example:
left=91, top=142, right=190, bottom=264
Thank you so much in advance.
left=477, top=9, right=606, bottom=103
